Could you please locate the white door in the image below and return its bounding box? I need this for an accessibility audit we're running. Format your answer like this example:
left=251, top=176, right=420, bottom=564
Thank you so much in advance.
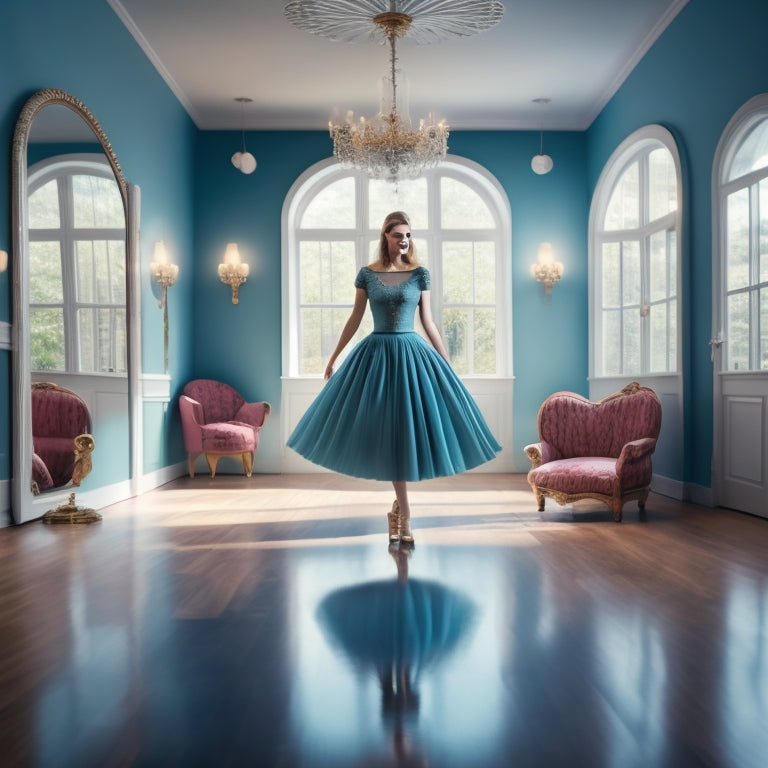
left=713, top=369, right=768, bottom=517
left=712, top=96, right=768, bottom=518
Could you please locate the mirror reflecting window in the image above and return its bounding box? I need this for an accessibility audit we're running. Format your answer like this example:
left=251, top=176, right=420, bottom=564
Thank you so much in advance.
left=29, top=157, right=127, bottom=374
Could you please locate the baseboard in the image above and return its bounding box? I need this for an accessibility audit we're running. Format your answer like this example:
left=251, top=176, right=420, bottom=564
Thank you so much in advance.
left=72, top=479, right=134, bottom=512
left=651, top=474, right=714, bottom=507
left=685, top=482, right=714, bottom=508
left=137, top=461, right=188, bottom=493
left=651, top=473, right=683, bottom=500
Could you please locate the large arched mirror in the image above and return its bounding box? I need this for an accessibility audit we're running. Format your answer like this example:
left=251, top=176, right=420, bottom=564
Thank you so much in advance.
left=11, top=89, right=141, bottom=524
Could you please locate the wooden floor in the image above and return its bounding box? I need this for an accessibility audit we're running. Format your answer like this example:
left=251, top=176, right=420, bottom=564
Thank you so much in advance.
left=1, top=473, right=767, bottom=768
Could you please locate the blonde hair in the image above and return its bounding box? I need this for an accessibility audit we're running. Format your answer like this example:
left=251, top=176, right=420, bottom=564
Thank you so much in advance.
left=377, top=211, right=417, bottom=268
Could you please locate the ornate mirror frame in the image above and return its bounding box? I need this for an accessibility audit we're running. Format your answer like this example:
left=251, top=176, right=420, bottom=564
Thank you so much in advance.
left=11, top=89, right=142, bottom=524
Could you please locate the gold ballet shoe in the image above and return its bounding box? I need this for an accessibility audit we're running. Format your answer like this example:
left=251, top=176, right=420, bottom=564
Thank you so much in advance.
left=387, top=499, right=400, bottom=542
left=399, top=515, right=414, bottom=546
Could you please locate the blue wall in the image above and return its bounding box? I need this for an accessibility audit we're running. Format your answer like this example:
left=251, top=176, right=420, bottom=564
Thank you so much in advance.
left=1, top=0, right=197, bottom=485
left=586, top=0, right=768, bottom=488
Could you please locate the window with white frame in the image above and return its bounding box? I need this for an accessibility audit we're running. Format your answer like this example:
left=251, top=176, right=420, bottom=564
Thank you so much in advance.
left=590, top=126, right=682, bottom=377
left=28, top=155, right=126, bottom=374
left=717, top=108, right=768, bottom=371
left=284, top=158, right=511, bottom=378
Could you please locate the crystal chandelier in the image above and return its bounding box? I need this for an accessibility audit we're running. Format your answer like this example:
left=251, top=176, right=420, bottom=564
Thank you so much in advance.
left=284, top=1, right=504, bottom=182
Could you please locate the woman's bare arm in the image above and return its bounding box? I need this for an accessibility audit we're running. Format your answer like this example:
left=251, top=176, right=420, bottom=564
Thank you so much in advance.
left=418, top=291, right=450, bottom=361
left=325, top=287, right=368, bottom=379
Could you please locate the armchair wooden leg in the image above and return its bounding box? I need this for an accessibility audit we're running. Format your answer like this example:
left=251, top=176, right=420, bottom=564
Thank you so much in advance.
left=206, top=453, right=220, bottom=478
left=188, top=453, right=201, bottom=478
left=536, top=493, right=545, bottom=512
left=242, top=452, right=254, bottom=477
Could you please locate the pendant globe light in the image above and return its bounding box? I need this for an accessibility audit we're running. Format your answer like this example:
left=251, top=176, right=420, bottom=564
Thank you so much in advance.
left=531, top=97, right=554, bottom=175
left=231, top=97, right=257, bottom=174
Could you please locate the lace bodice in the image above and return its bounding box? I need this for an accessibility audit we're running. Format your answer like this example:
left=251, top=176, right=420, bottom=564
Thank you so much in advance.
left=355, top=266, right=430, bottom=333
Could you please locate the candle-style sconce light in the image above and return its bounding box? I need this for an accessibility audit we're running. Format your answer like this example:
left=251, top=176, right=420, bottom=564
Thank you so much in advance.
left=531, top=242, right=563, bottom=295
left=149, top=239, right=179, bottom=373
left=218, top=243, right=249, bottom=304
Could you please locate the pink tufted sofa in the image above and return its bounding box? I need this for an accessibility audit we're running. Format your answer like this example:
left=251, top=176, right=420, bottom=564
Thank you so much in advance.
left=179, top=379, right=270, bottom=478
left=31, top=382, right=93, bottom=492
left=524, top=382, right=662, bottom=521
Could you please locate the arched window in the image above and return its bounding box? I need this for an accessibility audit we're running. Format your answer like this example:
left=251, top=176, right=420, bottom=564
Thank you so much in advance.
left=28, top=154, right=126, bottom=374
left=282, top=157, right=511, bottom=378
left=590, top=126, right=682, bottom=378
left=281, top=156, right=514, bottom=473
left=715, top=100, right=768, bottom=371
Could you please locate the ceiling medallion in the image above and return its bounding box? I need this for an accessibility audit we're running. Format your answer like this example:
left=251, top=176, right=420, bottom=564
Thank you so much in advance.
left=284, top=0, right=504, bottom=182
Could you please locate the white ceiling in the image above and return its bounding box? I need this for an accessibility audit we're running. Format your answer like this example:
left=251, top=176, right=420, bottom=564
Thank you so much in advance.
left=109, top=0, right=689, bottom=132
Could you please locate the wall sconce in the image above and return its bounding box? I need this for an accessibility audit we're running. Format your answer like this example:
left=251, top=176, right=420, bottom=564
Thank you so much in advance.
left=149, top=240, right=179, bottom=374
left=149, top=240, right=179, bottom=307
left=531, top=242, right=563, bottom=295
left=218, top=243, right=249, bottom=304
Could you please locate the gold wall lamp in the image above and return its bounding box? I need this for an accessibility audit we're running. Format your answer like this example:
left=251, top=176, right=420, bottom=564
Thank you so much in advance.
left=149, top=239, right=179, bottom=373
left=218, top=243, right=249, bottom=304
left=150, top=240, right=179, bottom=307
left=531, top=242, right=563, bottom=295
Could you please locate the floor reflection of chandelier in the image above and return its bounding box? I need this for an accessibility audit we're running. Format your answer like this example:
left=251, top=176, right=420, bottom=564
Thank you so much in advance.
left=284, top=0, right=504, bottom=182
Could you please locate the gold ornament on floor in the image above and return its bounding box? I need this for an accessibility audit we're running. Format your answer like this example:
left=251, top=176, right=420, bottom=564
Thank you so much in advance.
left=43, top=492, right=102, bottom=524
left=43, top=433, right=100, bottom=524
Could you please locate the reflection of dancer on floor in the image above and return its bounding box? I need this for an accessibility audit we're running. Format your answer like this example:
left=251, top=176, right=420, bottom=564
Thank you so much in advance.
left=287, top=211, right=501, bottom=544
left=382, top=544, right=426, bottom=768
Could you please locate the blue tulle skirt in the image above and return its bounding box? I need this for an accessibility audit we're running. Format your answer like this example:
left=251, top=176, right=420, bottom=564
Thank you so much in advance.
left=287, top=331, right=501, bottom=481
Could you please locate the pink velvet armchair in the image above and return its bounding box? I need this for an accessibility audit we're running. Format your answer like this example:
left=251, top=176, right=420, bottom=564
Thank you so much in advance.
left=31, top=382, right=94, bottom=492
left=179, top=379, right=270, bottom=478
left=524, top=382, right=662, bottom=521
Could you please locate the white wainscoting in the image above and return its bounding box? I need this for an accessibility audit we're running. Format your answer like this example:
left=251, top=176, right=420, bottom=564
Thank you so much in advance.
left=281, top=376, right=515, bottom=474
left=0, top=320, right=10, bottom=351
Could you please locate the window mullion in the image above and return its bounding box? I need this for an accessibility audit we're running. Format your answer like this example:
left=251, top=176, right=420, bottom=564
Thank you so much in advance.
left=60, top=177, right=78, bottom=372
left=618, top=241, right=625, bottom=374
left=749, top=182, right=760, bottom=368
left=639, top=154, right=650, bottom=374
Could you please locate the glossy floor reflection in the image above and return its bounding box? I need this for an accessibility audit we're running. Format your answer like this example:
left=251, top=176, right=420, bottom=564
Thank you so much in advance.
left=1, top=473, right=768, bottom=767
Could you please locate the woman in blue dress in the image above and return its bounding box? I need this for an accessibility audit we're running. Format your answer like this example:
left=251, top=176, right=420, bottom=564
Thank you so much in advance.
left=287, top=211, right=501, bottom=544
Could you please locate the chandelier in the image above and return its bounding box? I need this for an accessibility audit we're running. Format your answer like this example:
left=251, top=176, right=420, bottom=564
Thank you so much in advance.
left=284, top=1, right=504, bottom=182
